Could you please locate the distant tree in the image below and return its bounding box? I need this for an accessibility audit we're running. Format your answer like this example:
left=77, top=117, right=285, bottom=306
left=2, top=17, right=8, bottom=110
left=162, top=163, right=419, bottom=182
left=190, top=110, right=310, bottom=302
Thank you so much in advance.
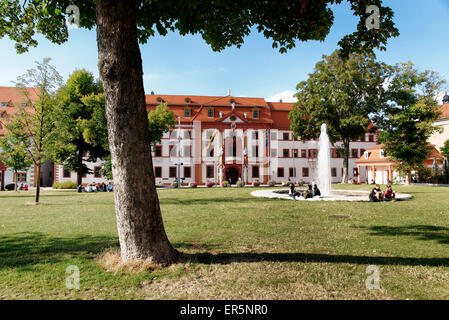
left=49, top=69, right=108, bottom=186
left=3, top=59, right=62, bottom=202
left=289, top=50, right=389, bottom=183
left=378, top=62, right=446, bottom=183
left=148, top=104, right=176, bottom=146
left=1, top=0, right=399, bottom=265
left=0, top=134, right=32, bottom=191
left=441, top=139, right=449, bottom=159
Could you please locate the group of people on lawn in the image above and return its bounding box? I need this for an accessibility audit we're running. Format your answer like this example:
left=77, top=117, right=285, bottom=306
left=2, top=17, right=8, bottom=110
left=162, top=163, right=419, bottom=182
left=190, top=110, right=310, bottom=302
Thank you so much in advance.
left=77, top=182, right=113, bottom=193
left=289, top=183, right=321, bottom=201
left=369, top=184, right=396, bottom=202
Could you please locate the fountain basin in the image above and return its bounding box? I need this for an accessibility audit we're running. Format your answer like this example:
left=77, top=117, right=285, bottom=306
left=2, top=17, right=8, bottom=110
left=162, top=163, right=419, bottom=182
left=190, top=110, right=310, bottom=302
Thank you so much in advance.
left=251, top=188, right=412, bottom=202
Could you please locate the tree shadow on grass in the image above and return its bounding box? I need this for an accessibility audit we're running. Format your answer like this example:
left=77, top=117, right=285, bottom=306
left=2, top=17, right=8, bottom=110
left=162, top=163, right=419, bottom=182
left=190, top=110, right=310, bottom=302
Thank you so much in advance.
left=3, top=232, right=449, bottom=271
left=0, top=232, right=118, bottom=269
left=178, top=251, right=449, bottom=267
left=359, top=225, right=449, bottom=245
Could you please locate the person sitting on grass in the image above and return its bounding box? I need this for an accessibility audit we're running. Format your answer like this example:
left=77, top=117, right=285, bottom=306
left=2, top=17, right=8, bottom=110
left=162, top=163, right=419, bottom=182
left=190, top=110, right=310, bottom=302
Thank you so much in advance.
left=369, top=184, right=383, bottom=202
left=303, top=184, right=313, bottom=199
left=313, top=184, right=321, bottom=197
left=384, top=185, right=396, bottom=202
left=289, top=183, right=296, bottom=200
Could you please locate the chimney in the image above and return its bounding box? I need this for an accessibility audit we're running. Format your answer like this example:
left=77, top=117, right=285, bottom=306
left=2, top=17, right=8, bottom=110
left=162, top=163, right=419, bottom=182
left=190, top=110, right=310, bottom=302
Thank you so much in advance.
left=443, top=92, right=449, bottom=104
left=150, top=91, right=154, bottom=95
left=279, top=99, right=283, bottom=103
left=227, top=88, right=231, bottom=96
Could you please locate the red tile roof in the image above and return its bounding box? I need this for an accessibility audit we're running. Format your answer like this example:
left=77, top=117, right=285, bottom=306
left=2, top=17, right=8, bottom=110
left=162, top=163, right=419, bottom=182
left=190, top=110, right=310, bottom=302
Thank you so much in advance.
left=356, top=144, right=443, bottom=165
left=438, top=103, right=449, bottom=120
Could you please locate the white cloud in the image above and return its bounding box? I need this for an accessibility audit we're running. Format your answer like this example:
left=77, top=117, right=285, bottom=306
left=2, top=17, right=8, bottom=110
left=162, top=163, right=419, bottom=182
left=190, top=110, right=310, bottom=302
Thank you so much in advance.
left=266, top=90, right=297, bottom=103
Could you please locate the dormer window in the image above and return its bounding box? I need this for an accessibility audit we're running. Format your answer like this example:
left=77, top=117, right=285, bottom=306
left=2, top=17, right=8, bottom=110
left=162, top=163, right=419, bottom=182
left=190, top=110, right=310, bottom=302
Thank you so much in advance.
left=1, top=102, right=8, bottom=107
left=156, top=97, right=164, bottom=103
left=207, top=108, right=214, bottom=118
left=364, top=151, right=369, bottom=159
left=252, top=109, right=259, bottom=119
left=229, top=98, right=235, bottom=104
left=184, top=108, right=191, bottom=118
left=185, top=97, right=191, bottom=103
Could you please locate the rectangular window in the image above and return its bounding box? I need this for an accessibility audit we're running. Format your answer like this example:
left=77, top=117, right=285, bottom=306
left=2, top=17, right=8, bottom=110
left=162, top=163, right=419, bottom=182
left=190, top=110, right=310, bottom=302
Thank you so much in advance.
left=169, top=167, right=177, bottom=178
left=63, top=169, right=71, bottom=178
left=331, top=168, right=337, bottom=177
left=184, top=131, right=191, bottom=139
left=206, top=165, right=214, bottom=178
left=16, top=172, right=27, bottom=182
left=308, top=149, right=318, bottom=158
left=252, top=109, right=259, bottom=119
left=184, top=166, right=191, bottom=178
left=289, top=167, right=296, bottom=178
left=169, top=145, right=176, bottom=157
left=283, top=132, right=289, bottom=140
left=184, top=108, right=191, bottom=117
left=154, top=167, right=162, bottom=178
left=252, top=166, right=259, bottom=178
left=351, top=149, right=358, bottom=158
left=301, top=149, right=307, bottom=158
left=302, top=168, right=309, bottom=177
left=277, top=167, right=284, bottom=178
left=252, top=131, right=259, bottom=140
left=184, top=145, right=191, bottom=157
left=207, top=108, right=214, bottom=117
left=292, top=149, right=298, bottom=158
left=155, top=145, right=162, bottom=157
left=94, top=166, right=102, bottom=178
left=368, top=135, right=374, bottom=142
left=271, top=149, right=277, bottom=157
left=270, top=132, right=277, bottom=141
left=252, top=145, right=259, bottom=158
left=283, top=149, right=290, bottom=158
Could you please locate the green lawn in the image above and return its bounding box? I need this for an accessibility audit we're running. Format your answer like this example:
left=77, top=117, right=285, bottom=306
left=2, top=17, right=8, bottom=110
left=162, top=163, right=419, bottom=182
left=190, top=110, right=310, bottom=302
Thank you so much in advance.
left=1, top=184, right=449, bottom=299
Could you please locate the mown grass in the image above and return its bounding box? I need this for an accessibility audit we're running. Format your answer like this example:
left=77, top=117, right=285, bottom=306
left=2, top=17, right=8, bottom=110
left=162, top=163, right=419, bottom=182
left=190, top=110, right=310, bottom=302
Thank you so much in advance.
left=1, top=184, right=449, bottom=299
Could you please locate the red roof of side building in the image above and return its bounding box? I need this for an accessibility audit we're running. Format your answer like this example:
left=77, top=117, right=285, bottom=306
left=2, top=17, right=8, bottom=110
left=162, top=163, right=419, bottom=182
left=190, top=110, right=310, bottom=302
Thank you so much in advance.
left=356, top=144, right=444, bottom=165
left=0, top=86, right=40, bottom=135
left=437, top=103, right=449, bottom=120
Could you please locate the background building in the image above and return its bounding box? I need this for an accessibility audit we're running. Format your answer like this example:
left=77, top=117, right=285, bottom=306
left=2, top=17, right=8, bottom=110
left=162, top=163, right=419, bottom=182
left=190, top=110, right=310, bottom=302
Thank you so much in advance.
left=429, top=93, right=449, bottom=151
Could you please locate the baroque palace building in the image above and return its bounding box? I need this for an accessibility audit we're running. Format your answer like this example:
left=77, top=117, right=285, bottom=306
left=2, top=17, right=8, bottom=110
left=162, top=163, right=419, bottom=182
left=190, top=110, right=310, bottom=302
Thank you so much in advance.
left=0, top=87, right=380, bottom=189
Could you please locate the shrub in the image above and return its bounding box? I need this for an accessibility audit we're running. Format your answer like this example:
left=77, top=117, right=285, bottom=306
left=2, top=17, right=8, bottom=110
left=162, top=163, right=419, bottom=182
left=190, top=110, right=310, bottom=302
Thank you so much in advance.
left=205, top=182, right=215, bottom=188
left=189, top=182, right=197, bottom=188
left=268, top=180, right=276, bottom=187
left=252, top=180, right=260, bottom=187
left=52, top=181, right=78, bottom=189
left=236, top=181, right=244, bottom=187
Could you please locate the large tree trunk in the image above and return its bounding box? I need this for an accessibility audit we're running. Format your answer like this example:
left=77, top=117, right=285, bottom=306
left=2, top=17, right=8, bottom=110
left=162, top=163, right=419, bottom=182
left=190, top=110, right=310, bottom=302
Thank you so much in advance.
left=95, top=0, right=177, bottom=265
left=341, top=140, right=350, bottom=184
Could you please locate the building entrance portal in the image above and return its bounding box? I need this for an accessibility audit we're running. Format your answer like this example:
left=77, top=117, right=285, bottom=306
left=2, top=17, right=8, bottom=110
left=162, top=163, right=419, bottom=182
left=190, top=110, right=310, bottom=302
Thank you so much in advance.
left=225, top=167, right=239, bottom=185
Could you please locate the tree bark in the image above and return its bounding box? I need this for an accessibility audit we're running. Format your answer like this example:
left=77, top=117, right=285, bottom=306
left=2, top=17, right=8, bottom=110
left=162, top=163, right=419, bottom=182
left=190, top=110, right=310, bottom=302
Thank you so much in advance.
left=95, top=0, right=177, bottom=265
left=341, top=140, right=350, bottom=184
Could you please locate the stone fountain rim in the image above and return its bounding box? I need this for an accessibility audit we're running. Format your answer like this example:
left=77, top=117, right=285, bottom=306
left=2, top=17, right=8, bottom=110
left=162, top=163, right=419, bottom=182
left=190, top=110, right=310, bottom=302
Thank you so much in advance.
left=250, top=188, right=413, bottom=202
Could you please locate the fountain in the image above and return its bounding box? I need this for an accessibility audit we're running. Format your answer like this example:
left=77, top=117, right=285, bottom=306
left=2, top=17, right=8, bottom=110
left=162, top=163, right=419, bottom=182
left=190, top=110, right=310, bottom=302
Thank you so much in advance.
left=250, top=122, right=413, bottom=202
left=316, top=123, right=331, bottom=197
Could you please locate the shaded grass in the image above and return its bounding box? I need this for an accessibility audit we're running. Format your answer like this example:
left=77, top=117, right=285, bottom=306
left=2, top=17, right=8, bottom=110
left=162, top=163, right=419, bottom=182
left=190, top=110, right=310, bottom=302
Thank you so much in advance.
left=0, top=185, right=449, bottom=299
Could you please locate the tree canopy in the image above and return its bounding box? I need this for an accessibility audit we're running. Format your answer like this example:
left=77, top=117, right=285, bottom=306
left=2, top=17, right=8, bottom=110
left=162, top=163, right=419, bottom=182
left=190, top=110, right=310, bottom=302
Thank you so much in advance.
left=49, top=69, right=108, bottom=185
left=289, top=50, right=389, bottom=182
left=1, top=0, right=398, bottom=56
left=378, top=62, right=446, bottom=179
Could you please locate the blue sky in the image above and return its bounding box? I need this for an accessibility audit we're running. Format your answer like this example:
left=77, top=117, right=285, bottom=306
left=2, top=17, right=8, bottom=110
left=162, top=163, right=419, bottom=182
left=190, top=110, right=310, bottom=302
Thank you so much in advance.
left=0, top=0, right=448, bottom=101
